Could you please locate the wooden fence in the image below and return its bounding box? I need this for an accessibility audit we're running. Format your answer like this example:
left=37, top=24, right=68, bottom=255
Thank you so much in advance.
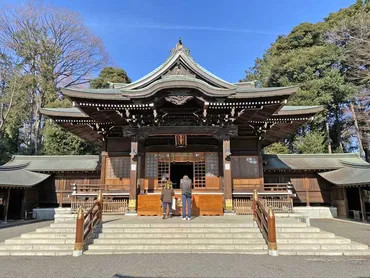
left=233, top=198, right=293, bottom=215
left=71, top=199, right=129, bottom=214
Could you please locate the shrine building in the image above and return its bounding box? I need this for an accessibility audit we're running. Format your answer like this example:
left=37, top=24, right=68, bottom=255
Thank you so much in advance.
left=2, top=40, right=368, bottom=220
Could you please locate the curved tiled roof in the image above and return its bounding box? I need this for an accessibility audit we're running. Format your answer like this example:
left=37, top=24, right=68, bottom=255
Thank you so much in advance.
left=0, top=164, right=50, bottom=188
left=5, top=155, right=100, bottom=172
left=263, top=153, right=368, bottom=170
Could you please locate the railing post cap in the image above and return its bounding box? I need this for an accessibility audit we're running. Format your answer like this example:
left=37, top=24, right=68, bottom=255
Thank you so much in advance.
left=253, top=189, right=258, bottom=200
left=97, top=190, right=103, bottom=202
left=77, top=206, right=84, bottom=219
left=268, top=206, right=274, bottom=217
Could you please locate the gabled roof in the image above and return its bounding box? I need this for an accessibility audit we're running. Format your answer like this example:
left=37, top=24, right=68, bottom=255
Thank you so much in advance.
left=263, top=153, right=368, bottom=170
left=0, top=164, right=50, bottom=188
left=61, top=40, right=298, bottom=101
left=118, top=40, right=235, bottom=90
left=5, top=155, right=100, bottom=172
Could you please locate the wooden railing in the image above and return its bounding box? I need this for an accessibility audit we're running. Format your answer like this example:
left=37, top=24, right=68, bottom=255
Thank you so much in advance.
left=253, top=189, right=278, bottom=256
left=233, top=199, right=253, bottom=215
left=264, top=198, right=293, bottom=213
left=264, top=183, right=290, bottom=191
left=234, top=197, right=293, bottom=215
left=71, top=199, right=128, bottom=214
left=73, top=191, right=103, bottom=257
left=73, top=184, right=129, bottom=193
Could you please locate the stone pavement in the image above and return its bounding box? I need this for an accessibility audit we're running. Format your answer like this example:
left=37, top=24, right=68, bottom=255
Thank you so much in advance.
left=0, top=220, right=53, bottom=243
left=311, top=219, right=370, bottom=246
left=0, top=253, right=370, bottom=278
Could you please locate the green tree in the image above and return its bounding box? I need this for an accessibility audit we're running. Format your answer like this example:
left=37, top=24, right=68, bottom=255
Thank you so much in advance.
left=293, top=131, right=327, bottom=154
left=90, top=67, right=131, bottom=89
left=264, top=142, right=291, bottom=154
left=242, top=3, right=363, bottom=153
left=42, top=121, right=99, bottom=155
left=0, top=1, right=107, bottom=154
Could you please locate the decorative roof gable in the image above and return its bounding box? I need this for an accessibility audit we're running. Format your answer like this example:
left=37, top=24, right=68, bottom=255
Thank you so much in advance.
left=118, top=38, right=236, bottom=91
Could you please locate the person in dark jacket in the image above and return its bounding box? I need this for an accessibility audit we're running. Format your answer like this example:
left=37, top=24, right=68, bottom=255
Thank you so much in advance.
left=160, top=179, right=175, bottom=219
left=180, top=175, right=192, bottom=220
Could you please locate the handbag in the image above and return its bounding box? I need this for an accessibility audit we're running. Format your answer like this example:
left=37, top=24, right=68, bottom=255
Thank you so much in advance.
left=171, top=198, right=176, bottom=210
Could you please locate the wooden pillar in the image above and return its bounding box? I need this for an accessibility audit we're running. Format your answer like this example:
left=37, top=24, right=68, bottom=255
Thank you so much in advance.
left=343, top=187, right=350, bottom=218
left=21, top=188, right=27, bottom=219
left=304, top=174, right=310, bottom=207
left=3, top=188, right=10, bottom=223
left=223, top=138, right=232, bottom=211
left=100, top=151, right=108, bottom=188
left=129, top=140, right=138, bottom=212
left=359, top=187, right=367, bottom=222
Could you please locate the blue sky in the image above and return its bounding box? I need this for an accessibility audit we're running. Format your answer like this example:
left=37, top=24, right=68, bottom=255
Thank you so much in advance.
left=2, top=0, right=356, bottom=83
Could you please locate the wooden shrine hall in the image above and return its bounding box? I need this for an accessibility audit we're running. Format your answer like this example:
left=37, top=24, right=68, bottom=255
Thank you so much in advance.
left=40, top=40, right=325, bottom=216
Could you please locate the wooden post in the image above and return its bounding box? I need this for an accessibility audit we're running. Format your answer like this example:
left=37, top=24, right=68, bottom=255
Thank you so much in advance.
left=304, top=175, right=310, bottom=207
left=100, top=151, right=108, bottom=189
left=268, top=206, right=278, bottom=256
left=3, top=188, right=10, bottom=223
left=21, top=188, right=27, bottom=219
left=223, top=138, right=232, bottom=212
left=253, top=189, right=258, bottom=221
left=129, top=140, right=138, bottom=213
left=359, top=187, right=367, bottom=222
left=97, top=190, right=103, bottom=221
left=73, top=206, right=84, bottom=257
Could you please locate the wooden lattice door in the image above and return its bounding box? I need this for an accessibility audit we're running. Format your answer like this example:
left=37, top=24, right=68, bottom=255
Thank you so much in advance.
left=157, top=154, right=170, bottom=187
left=194, top=154, right=206, bottom=188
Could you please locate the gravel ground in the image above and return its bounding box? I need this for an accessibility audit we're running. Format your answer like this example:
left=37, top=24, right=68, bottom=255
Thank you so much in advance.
left=311, top=219, right=370, bottom=246
left=0, top=254, right=370, bottom=278
left=0, top=220, right=53, bottom=242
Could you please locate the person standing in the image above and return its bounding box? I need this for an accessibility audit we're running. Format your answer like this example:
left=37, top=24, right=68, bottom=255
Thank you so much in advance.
left=160, top=179, right=175, bottom=219
left=180, top=175, right=192, bottom=220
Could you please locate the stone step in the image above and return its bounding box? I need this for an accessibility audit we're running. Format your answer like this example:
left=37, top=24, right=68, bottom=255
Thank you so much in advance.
left=92, top=238, right=266, bottom=244
left=50, top=222, right=307, bottom=228
left=277, top=238, right=351, bottom=244
left=36, top=228, right=76, bottom=233
left=277, top=243, right=368, bottom=250
left=95, top=233, right=264, bottom=239
left=21, top=233, right=76, bottom=239
left=279, top=250, right=370, bottom=256
left=0, top=244, right=74, bottom=251
left=276, top=227, right=320, bottom=232
left=85, top=249, right=268, bottom=255
left=0, top=250, right=73, bottom=256
left=275, top=223, right=307, bottom=228
left=88, top=244, right=268, bottom=250
left=5, top=237, right=76, bottom=244
left=50, top=223, right=257, bottom=228
left=99, top=228, right=261, bottom=233
left=277, top=232, right=335, bottom=238
left=84, top=249, right=268, bottom=255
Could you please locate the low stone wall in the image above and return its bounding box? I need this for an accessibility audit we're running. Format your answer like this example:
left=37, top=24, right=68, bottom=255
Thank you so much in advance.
left=293, top=206, right=338, bottom=219
left=32, top=208, right=56, bottom=220
left=32, top=207, right=76, bottom=222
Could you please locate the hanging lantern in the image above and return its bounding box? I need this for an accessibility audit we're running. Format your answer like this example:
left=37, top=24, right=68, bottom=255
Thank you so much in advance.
left=175, top=134, right=187, bottom=147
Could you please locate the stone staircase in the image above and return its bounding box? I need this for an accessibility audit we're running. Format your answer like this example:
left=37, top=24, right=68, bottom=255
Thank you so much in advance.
left=275, top=220, right=370, bottom=256
left=83, top=221, right=268, bottom=255
left=0, top=224, right=78, bottom=256
left=0, top=216, right=369, bottom=256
